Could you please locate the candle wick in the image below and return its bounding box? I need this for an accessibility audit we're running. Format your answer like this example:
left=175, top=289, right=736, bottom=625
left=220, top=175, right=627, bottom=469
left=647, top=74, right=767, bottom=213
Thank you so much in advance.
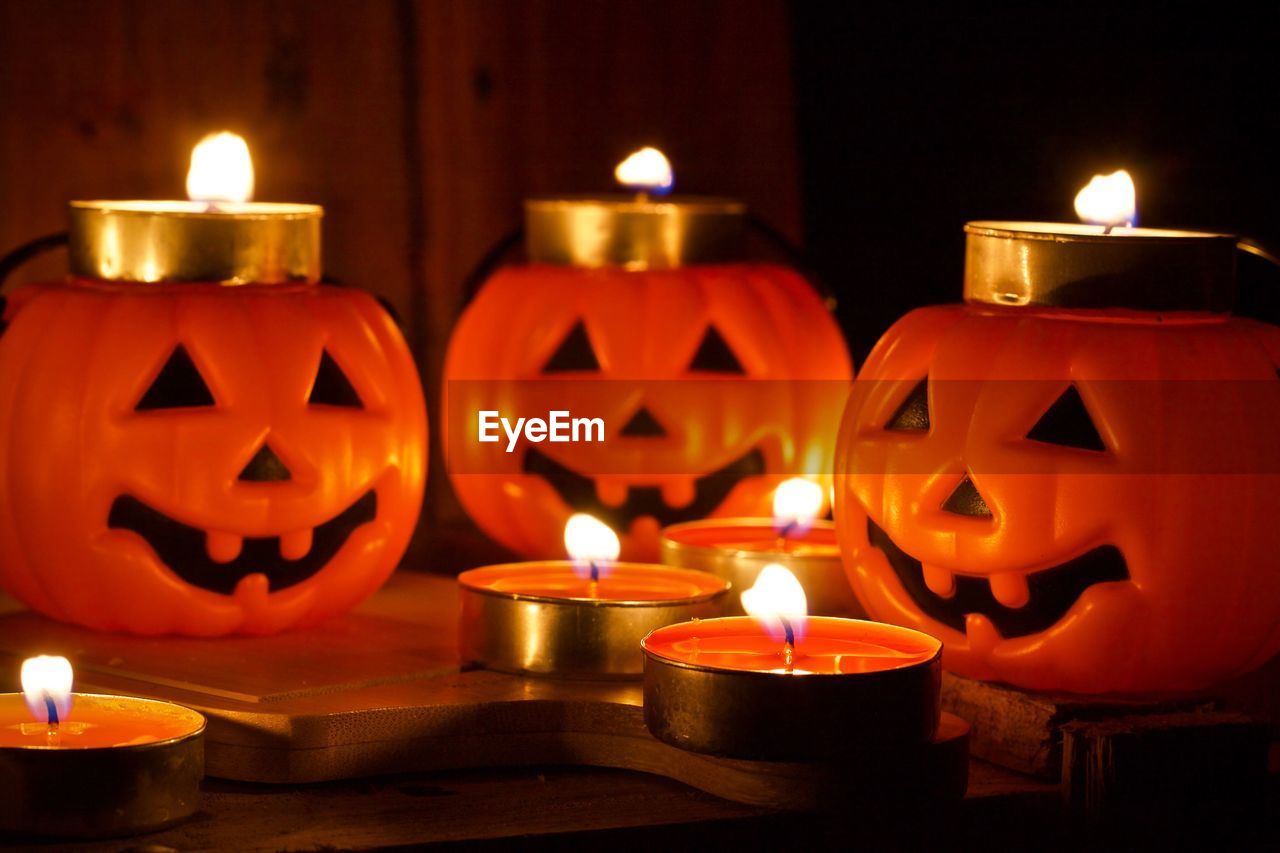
left=779, top=616, right=796, bottom=674
left=777, top=520, right=799, bottom=550
left=589, top=561, right=599, bottom=583
left=1103, top=223, right=1115, bottom=236
left=42, top=691, right=60, bottom=745
left=635, top=190, right=650, bottom=204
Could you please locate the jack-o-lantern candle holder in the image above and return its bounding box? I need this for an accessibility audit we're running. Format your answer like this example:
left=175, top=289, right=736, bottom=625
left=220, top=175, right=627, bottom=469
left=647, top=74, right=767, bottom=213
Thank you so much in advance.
left=835, top=204, right=1280, bottom=695
left=444, top=150, right=853, bottom=562
left=0, top=137, right=427, bottom=636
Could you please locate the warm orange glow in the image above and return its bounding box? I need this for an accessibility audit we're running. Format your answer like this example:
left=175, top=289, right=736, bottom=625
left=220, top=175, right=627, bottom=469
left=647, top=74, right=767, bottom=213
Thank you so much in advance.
left=20, top=655, right=72, bottom=723
left=741, top=563, right=807, bottom=642
left=773, top=477, right=825, bottom=532
left=1074, top=169, right=1135, bottom=228
left=614, top=147, right=674, bottom=194
left=186, top=131, right=255, bottom=204
left=564, top=513, right=621, bottom=564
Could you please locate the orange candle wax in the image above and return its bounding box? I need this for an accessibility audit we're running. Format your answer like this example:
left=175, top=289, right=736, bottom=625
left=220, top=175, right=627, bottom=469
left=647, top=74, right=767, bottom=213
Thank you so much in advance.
left=0, top=691, right=205, bottom=837
left=0, top=693, right=203, bottom=748
left=459, top=561, right=728, bottom=602
left=642, top=615, right=940, bottom=675
left=660, top=519, right=861, bottom=617
left=457, top=560, right=730, bottom=678
left=667, top=520, right=840, bottom=557
left=641, top=613, right=943, bottom=760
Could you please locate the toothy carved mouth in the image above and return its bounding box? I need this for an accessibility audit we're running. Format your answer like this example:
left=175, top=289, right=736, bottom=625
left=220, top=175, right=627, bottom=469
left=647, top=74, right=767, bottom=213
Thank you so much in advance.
left=108, top=491, right=378, bottom=595
left=867, top=519, right=1129, bottom=638
left=523, top=447, right=766, bottom=530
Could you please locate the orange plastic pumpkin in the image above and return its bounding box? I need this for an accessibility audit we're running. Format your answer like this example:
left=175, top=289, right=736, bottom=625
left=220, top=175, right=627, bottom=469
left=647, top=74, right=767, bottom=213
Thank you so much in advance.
left=445, top=263, right=852, bottom=560
left=835, top=304, right=1280, bottom=694
left=0, top=279, right=427, bottom=635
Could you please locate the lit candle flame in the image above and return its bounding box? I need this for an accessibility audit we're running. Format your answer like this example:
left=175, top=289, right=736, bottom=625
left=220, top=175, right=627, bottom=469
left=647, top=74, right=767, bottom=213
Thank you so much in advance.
left=21, top=655, right=73, bottom=725
left=186, top=131, right=255, bottom=204
left=564, top=513, right=620, bottom=582
left=773, top=477, right=825, bottom=538
left=1074, top=169, right=1135, bottom=230
left=614, top=147, right=674, bottom=196
left=741, top=563, right=807, bottom=653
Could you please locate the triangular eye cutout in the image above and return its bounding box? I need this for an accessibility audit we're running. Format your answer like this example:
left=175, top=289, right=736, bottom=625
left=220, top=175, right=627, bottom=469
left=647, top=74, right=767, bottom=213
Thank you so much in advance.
left=1027, top=385, right=1105, bottom=451
left=543, top=321, right=600, bottom=372
left=309, top=350, right=364, bottom=408
left=689, top=326, right=746, bottom=374
left=942, top=475, right=992, bottom=518
left=886, top=379, right=930, bottom=431
left=136, top=345, right=215, bottom=410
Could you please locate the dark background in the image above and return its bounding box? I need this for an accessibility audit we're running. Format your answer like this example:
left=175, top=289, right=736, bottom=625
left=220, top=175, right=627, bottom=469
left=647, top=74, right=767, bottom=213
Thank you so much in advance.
left=793, top=3, right=1280, bottom=358
left=1, top=0, right=1278, bottom=562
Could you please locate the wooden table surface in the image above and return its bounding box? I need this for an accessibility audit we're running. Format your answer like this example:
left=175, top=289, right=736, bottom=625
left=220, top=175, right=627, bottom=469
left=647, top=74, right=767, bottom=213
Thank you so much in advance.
left=6, top=758, right=1058, bottom=851
left=0, top=569, right=1063, bottom=851
left=2, top=572, right=1275, bottom=851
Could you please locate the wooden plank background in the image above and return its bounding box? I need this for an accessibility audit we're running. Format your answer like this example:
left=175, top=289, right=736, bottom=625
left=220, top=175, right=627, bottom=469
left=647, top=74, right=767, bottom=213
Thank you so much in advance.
left=0, top=0, right=801, bottom=568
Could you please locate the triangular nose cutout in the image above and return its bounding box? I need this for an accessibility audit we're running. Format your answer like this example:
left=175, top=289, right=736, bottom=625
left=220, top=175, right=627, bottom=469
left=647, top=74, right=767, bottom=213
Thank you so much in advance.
left=942, top=475, right=992, bottom=518
left=239, top=444, right=292, bottom=482
left=620, top=406, right=667, bottom=437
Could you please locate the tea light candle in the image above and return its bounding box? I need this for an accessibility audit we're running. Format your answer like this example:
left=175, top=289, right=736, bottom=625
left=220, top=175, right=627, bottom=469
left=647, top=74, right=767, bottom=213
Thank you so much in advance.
left=0, top=656, right=205, bottom=838
left=661, top=477, right=864, bottom=616
left=641, top=566, right=941, bottom=761
left=524, top=146, right=744, bottom=270
left=966, top=170, right=1237, bottom=313
left=69, top=131, right=321, bottom=286
left=458, top=514, right=730, bottom=678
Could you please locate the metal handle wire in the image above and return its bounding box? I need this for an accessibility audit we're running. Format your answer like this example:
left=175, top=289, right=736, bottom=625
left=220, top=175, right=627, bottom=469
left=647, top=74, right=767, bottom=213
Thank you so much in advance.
left=0, top=231, right=68, bottom=294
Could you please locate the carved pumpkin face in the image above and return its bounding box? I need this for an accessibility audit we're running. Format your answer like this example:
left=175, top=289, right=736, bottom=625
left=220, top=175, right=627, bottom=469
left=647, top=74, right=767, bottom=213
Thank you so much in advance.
left=835, top=305, right=1280, bottom=694
left=445, top=264, right=852, bottom=560
left=0, top=281, right=427, bottom=635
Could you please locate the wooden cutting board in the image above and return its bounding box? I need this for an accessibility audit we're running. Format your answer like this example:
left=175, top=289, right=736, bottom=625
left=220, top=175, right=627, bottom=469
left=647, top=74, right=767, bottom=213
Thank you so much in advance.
left=0, top=573, right=968, bottom=809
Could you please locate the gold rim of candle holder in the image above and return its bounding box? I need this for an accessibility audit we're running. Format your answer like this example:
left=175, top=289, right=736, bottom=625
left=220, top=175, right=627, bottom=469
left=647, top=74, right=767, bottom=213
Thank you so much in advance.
left=525, top=195, right=745, bottom=269
left=0, top=693, right=205, bottom=838
left=69, top=200, right=323, bottom=285
left=659, top=518, right=863, bottom=618
left=457, top=563, right=730, bottom=679
left=641, top=619, right=942, bottom=761
left=963, top=221, right=1238, bottom=313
